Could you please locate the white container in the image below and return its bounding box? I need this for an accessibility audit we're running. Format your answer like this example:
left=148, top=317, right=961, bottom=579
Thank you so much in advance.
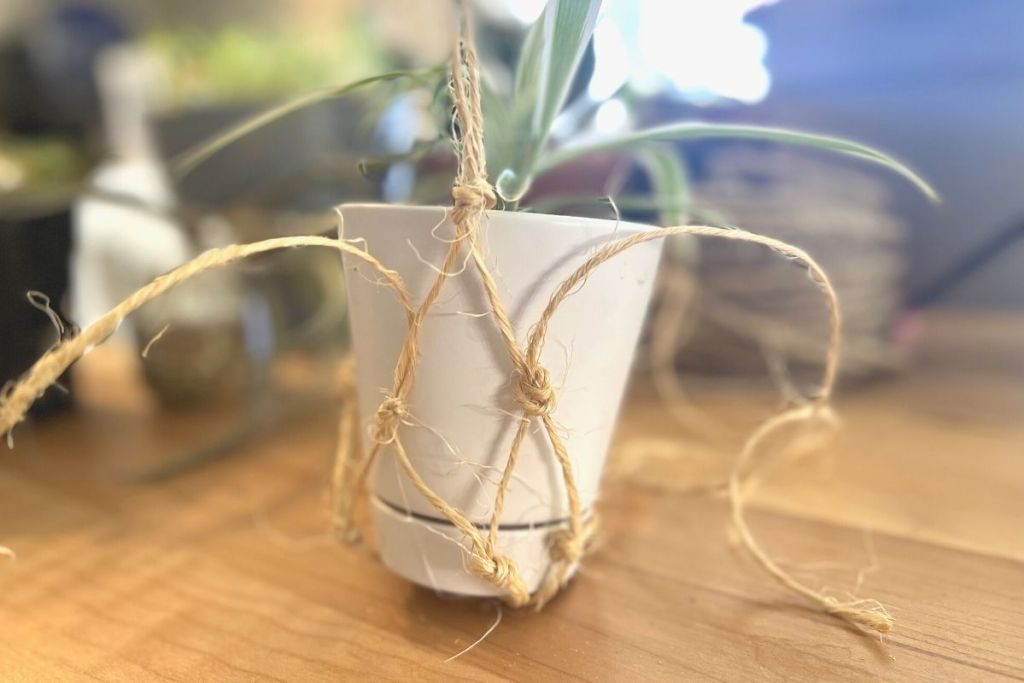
left=340, top=204, right=662, bottom=597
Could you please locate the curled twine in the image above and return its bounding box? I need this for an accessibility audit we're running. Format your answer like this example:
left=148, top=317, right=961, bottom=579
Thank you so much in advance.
left=0, top=14, right=893, bottom=633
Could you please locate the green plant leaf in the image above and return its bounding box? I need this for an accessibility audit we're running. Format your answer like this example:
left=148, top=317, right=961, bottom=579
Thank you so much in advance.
left=635, top=145, right=691, bottom=226
left=536, top=122, right=939, bottom=202
left=496, top=0, right=603, bottom=202
left=521, top=0, right=602, bottom=135
left=513, top=10, right=545, bottom=100
left=480, top=78, right=518, bottom=187
left=356, top=136, right=447, bottom=180
left=171, top=66, right=444, bottom=179
left=526, top=193, right=729, bottom=225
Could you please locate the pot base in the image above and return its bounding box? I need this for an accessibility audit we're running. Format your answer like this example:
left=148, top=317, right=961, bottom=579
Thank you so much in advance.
left=373, top=496, right=581, bottom=598
left=342, top=204, right=661, bottom=599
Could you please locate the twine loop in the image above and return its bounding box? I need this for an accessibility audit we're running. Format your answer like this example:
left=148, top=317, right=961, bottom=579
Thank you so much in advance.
left=512, top=365, right=556, bottom=417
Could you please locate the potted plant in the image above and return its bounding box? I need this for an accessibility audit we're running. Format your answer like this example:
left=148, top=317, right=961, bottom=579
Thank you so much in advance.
left=330, top=1, right=933, bottom=605
left=2, top=0, right=933, bottom=628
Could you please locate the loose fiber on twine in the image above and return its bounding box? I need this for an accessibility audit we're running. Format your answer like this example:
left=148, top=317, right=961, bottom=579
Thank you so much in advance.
left=0, top=11, right=893, bottom=633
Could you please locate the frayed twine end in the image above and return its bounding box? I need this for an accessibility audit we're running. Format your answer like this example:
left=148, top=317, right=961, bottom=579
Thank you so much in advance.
left=826, top=598, right=895, bottom=634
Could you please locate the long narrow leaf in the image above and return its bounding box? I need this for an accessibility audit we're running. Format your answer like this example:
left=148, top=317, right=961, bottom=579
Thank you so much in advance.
left=527, top=193, right=730, bottom=225
left=480, top=78, right=518, bottom=185
left=171, top=67, right=444, bottom=179
left=497, top=0, right=602, bottom=201
left=514, top=11, right=545, bottom=99
left=635, top=145, right=691, bottom=226
left=536, top=122, right=938, bottom=201
left=525, top=0, right=602, bottom=138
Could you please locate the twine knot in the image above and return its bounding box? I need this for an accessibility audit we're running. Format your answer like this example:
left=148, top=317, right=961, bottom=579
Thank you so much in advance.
left=466, top=542, right=530, bottom=607
left=512, top=365, right=556, bottom=417
left=473, top=552, right=516, bottom=587
left=371, top=395, right=407, bottom=444
left=550, top=517, right=599, bottom=564
left=451, top=179, right=496, bottom=223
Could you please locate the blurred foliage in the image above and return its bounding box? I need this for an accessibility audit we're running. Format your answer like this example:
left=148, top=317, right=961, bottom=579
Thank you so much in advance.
left=145, top=23, right=392, bottom=109
left=0, top=135, right=88, bottom=204
left=173, top=0, right=935, bottom=216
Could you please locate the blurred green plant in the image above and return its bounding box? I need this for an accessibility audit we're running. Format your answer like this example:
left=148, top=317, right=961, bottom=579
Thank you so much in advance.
left=146, top=24, right=390, bottom=109
left=174, top=0, right=936, bottom=214
left=0, top=136, right=89, bottom=208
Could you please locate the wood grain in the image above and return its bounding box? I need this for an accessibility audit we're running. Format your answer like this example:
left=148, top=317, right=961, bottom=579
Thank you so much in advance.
left=1, top=311, right=1022, bottom=681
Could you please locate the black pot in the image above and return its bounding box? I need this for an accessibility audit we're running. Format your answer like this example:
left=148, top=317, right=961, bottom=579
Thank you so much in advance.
left=0, top=204, right=74, bottom=417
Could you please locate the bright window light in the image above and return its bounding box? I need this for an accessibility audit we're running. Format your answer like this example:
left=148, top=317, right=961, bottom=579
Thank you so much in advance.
left=506, top=0, right=547, bottom=25
left=588, top=19, right=630, bottom=100
left=593, top=98, right=629, bottom=134
left=593, top=0, right=775, bottom=105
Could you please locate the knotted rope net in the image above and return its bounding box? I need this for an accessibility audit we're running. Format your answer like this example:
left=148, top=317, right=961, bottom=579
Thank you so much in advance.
left=0, top=11, right=893, bottom=632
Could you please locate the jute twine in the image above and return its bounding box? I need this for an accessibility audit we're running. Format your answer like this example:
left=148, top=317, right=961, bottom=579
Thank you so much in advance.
left=0, top=12, right=893, bottom=632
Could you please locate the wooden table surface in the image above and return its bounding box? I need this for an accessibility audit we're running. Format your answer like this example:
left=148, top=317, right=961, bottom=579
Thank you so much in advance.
left=1, top=311, right=1022, bottom=681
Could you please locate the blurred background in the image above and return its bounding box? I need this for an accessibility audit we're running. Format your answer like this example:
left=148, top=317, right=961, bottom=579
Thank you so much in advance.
left=1, top=0, right=1020, bottom=475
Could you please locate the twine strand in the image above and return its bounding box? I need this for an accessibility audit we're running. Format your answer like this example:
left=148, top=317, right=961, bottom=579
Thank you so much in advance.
left=331, top=355, right=363, bottom=541
left=448, top=12, right=588, bottom=605
left=0, top=236, right=412, bottom=438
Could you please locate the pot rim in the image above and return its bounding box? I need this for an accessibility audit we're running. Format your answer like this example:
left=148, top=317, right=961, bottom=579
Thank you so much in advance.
left=337, top=202, right=655, bottom=235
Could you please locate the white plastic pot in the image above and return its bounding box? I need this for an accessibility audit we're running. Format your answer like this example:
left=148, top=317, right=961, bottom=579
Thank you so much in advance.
left=340, top=204, right=662, bottom=598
